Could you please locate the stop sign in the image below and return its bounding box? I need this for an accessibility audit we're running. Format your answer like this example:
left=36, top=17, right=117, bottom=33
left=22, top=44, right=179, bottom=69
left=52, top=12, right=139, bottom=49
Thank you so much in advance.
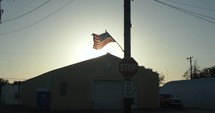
left=119, top=57, right=138, bottom=78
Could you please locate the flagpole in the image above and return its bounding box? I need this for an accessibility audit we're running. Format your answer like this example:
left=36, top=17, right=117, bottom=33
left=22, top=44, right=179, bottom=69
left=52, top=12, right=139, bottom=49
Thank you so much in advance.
left=105, top=30, right=124, bottom=53
left=115, top=40, right=124, bottom=53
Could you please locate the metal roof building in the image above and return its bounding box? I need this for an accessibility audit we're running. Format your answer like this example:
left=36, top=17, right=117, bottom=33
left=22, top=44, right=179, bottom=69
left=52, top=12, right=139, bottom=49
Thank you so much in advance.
left=160, top=78, right=215, bottom=109
left=21, top=53, right=159, bottom=111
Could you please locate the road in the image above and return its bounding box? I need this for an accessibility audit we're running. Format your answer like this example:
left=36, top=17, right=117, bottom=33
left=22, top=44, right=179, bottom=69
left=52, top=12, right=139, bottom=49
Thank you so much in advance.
left=99, top=109, right=215, bottom=113
left=1, top=105, right=215, bottom=113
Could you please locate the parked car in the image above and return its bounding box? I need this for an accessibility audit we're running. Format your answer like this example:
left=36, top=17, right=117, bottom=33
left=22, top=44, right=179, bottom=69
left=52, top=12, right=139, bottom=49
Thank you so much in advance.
left=160, top=93, right=183, bottom=108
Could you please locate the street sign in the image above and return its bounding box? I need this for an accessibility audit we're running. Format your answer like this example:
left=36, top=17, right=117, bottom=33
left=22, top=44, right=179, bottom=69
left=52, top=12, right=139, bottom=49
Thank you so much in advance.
left=124, top=81, right=134, bottom=98
left=119, top=57, right=138, bottom=78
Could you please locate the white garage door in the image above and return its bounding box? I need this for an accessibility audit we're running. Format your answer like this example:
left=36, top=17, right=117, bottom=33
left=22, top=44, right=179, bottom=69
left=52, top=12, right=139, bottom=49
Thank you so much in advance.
left=92, top=80, right=124, bottom=109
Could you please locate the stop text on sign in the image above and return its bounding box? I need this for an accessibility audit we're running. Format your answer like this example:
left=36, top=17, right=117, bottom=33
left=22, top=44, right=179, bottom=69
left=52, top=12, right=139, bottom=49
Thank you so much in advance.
left=119, top=64, right=138, bottom=71
left=119, top=57, right=138, bottom=78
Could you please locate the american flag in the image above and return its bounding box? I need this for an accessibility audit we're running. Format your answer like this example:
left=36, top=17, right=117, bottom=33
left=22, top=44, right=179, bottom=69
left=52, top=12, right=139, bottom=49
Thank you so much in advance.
left=92, top=32, right=116, bottom=50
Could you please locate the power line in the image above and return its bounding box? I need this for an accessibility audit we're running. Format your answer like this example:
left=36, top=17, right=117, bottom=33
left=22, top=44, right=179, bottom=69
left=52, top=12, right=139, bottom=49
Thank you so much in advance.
left=164, top=1, right=215, bottom=21
left=7, top=0, right=36, bottom=19
left=1, top=0, right=50, bottom=23
left=154, top=0, right=215, bottom=25
left=175, top=6, right=215, bottom=23
left=155, top=0, right=215, bottom=22
left=166, top=0, right=215, bottom=12
left=0, top=0, right=75, bottom=36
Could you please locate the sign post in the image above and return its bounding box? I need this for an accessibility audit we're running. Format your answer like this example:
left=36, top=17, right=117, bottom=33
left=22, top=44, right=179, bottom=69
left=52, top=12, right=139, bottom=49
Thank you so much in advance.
left=120, top=0, right=138, bottom=113
left=119, top=57, right=138, bottom=113
left=124, top=81, right=134, bottom=98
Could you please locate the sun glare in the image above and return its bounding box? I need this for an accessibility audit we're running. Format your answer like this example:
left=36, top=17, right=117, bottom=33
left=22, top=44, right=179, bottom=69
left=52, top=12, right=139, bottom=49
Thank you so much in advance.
left=78, top=43, right=116, bottom=62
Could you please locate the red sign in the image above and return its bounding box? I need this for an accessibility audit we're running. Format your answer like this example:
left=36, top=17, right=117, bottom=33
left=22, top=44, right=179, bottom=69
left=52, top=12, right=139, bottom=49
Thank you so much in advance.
left=119, top=57, right=138, bottom=78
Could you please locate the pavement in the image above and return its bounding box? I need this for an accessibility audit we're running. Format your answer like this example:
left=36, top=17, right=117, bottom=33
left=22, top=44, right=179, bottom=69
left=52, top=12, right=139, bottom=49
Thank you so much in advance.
left=98, top=109, right=215, bottom=113
left=1, top=105, right=215, bottom=113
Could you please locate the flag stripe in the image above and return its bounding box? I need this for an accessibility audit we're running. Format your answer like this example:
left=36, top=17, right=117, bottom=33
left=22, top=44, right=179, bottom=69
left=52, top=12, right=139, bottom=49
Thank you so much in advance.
left=92, top=32, right=115, bottom=50
left=94, top=38, right=115, bottom=46
left=93, top=38, right=115, bottom=49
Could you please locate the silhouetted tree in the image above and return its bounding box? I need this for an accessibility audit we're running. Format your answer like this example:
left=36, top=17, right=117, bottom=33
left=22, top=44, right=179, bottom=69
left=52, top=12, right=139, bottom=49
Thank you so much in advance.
left=210, top=66, right=215, bottom=77
left=183, top=70, right=190, bottom=80
left=198, top=66, right=215, bottom=78
left=0, top=78, right=9, bottom=86
left=183, top=65, right=215, bottom=79
left=159, top=74, right=165, bottom=86
left=192, top=60, right=201, bottom=79
left=183, top=59, right=200, bottom=79
left=13, top=81, right=22, bottom=85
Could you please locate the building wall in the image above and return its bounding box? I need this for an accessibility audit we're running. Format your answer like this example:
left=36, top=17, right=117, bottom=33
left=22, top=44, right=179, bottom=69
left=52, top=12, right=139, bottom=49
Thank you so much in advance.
left=21, top=73, right=52, bottom=108
left=21, top=54, right=159, bottom=110
left=1, top=85, right=19, bottom=105
left=133, top=68, right=159, bottom=108
left=51, top=55, right=124, bottom=110
left=92, top=80, right=124, bottom=109
left=160, top=78, right=215, bottom=109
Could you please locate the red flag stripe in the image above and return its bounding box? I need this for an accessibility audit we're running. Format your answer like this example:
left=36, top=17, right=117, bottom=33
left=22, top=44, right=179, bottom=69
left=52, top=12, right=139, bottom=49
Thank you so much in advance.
left=93, top=38, right=115, bottom=49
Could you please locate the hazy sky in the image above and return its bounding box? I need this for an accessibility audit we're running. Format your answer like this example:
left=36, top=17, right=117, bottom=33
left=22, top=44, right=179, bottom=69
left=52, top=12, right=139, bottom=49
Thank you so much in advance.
left=0, top=0, right=215, bottom=83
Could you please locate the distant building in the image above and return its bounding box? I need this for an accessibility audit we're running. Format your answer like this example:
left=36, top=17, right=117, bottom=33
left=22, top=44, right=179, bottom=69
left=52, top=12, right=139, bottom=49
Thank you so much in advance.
left=1, top=85, right=19, bottom=105
left=160, top=77, right=215, bottom=109
left=21, top=53, right=159, bottom=111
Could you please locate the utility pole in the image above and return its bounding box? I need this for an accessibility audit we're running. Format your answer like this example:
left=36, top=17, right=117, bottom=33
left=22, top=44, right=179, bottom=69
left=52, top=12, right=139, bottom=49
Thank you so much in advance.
left=0, top=0, right=3, bottom=24
left=187, top=57, right=193, bottom=79
left=124, top=0, right=131, bottom=58
left=119, top=0, right=138, bottom=112
left=124, top=0, right=132, bottom=113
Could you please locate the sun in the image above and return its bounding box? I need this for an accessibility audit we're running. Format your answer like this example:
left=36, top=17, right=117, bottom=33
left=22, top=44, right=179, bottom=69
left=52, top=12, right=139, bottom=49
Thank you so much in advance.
left=78, top=43, right=118, bottom=62
left=79, top=46, right=111, bottom=62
